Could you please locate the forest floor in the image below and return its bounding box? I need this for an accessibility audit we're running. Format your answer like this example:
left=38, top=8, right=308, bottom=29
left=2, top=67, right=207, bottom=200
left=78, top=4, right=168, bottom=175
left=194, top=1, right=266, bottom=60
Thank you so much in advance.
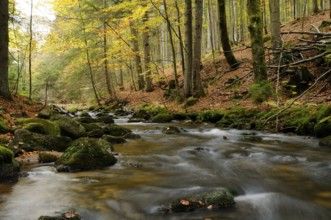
left=117, top=10, right=331, bottom=112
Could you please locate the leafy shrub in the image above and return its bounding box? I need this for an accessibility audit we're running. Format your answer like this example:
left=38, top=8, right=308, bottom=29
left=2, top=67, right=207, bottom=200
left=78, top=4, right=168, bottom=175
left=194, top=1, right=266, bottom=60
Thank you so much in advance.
left=248, top=81, right=274, bottom=104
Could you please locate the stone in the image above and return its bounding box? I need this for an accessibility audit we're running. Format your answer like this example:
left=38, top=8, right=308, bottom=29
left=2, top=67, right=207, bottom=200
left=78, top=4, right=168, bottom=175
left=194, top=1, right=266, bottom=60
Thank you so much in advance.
left=38, top=152, right=59, bottom=163
left=314, top=116, right=331, bottom=138
left=12, top=129, right=72, bottom=152
left=56, top=137, right=117, bottom=172
left=15, top=118, right=61, bottom=136
left=162, top=126, right=181, bottom=134
left=319, top=135, right=331, bottom=148
left=102, top=134, right=126, bottom=144
left=152, top=113, right=174, bottom=123
left=0, top=146, right=20, bottom=182
left=101, top=124, right=132, bottom=137
left=56, top=117, right=86, bottom=139
left=168, top=189, right=235, bottom=213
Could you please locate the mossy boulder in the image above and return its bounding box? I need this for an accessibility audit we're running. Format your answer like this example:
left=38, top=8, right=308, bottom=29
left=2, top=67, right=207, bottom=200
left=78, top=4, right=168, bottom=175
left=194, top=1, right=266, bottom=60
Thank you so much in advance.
left=83, top=123, right=104, bottom=138
left=162, top=126, right=181, bottom=134
left=102, top=135, right=126, bottom=144
left=38, top=210, right=81, bottom=220
left=15, top=118, right=61, bottom=136
left=38, top=108, right=61, bottom=120
left=38, top=152, right=59, bottom=163
left=56, top=117, right=86, bottom=139
left=0, top=117, right=9, bottom=134
left=128, top=110, right=151, bottom=122
left=197, top=110, right=225, bottom=123
left=101, top=124, right=132, bottom=137
left=314, top=116, right=331, bottom=138
left=168, top=189, right=235, bottom=213
left=319, top=135, right=331, bottom=148
left=56, top=137, right=117, bottom=172
left=0, top=146, right=20, bottom=182
left=12, top=129, right=72, bottom=152
left=98, top=115, right=115, bottom=124
left=151, top=113, right=174, bottom=123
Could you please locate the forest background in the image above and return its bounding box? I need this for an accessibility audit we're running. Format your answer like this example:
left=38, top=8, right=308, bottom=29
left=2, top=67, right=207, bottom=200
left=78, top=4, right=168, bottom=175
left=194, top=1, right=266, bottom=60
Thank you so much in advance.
left=2, top=0, right=331, bottom=112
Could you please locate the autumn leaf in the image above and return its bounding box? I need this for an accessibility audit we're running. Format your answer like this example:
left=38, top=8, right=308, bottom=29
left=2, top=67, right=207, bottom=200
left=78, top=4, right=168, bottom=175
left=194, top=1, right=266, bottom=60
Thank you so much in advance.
left=180, top=200, right=190, bottom=206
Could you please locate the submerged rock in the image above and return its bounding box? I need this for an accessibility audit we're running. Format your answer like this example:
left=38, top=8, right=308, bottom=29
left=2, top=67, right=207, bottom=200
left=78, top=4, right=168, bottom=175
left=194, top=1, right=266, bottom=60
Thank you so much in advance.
left=38, top=152, right=59, bottom=163
left=167, top=189, right=235, bottom=213
left=0, top=146, right=20, bottom=182
left=101, top=124, right=132, bottom=137
left=319, top=135, right=331, bottom=148
left=162, top=126, right=181, bottom=134
left=56, top=137, right=117, bottom=172
left=38, top=210, right=81, bottom=220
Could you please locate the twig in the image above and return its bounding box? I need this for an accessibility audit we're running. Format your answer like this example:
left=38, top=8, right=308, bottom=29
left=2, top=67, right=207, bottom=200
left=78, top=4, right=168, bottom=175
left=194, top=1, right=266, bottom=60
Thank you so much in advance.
left=268, top=50, right=331, bottom=68
left=264, top=68, right=331, bottom=123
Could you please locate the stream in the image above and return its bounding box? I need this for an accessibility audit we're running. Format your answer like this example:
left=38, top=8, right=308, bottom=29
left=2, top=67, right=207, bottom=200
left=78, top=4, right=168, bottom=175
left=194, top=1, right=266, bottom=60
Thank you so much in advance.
left=0, top=116, right=331, bottom=220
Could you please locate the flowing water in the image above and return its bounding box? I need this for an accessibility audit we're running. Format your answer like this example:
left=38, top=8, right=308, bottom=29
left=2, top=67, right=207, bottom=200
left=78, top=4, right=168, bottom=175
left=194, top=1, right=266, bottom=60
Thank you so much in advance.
left=1, top=118, right=331, bottom=220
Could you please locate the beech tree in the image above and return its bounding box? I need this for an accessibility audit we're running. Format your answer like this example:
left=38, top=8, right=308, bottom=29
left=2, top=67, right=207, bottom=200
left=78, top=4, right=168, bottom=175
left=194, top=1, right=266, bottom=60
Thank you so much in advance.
left=184, top=0, right=193, bottom=97
left=269, top=0, right=281, bottom=50
left=247, top=0, right=267, bottom=82
left=218, top=0, right=239, bottom=69
left=0, top=0, right=12, bottom=100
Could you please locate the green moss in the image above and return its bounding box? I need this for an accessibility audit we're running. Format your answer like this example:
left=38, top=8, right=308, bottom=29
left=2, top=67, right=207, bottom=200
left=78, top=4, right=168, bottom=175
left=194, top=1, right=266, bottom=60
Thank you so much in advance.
left=184, top=97, right=199, bottom=108
left=0, top=117, right=9, bottom=133
left=197, top=110, right=225, bottom=123
left=0, top=145, right=14, bottom=164
left=151, top=113, right=174, bottom=123
left=248, top=81, right=273, bottom=104
left=314, top=116, right=331, bottom=138
left=39, top=152, right=59, bottom=163
left=15, top=118, right=61, bottom=136
left=139, top=103, right=168, bottom=116
left=57, top=138, right=117, bottom=172
left=102, top=124, right=132, bottom=137
left=315, top=105, right=331, bottom=121
left=67, top=108, right=78, bottom=114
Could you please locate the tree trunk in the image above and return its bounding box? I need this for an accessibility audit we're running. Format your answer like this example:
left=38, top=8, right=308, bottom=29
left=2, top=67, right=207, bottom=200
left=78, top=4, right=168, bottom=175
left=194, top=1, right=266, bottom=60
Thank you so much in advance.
left=218, top=0, right=240, bottom=69
left=192, top=0, right=204, bottom=97
left=0, top=0, right=12, bottom=100
left=313, top=0, right=319, bottom=13
left=130, top=23, right=144, bottom=90
left=330, top=0, right=331, bottom=18
left=163, top=0, right=179, bottom=91
left=175, top=0, right=185, bottom=78
left=269, top=0, right=282, bottom=50
left=143, top=10, right=153, bottom=92
left=247, top=0, right=268, bottom=82
left=103, top=0, right=112, bottom=98
left=79, top=4, right=100, bottom=105
left=184, top=0, right=193, bottom=97
left=28, top=0, right=33, bottom=100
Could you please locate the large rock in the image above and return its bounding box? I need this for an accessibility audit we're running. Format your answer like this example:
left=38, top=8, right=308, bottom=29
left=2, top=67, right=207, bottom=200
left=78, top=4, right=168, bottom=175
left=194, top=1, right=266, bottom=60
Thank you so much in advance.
left=314, top=116, right=331, bottom=138
left=56, top=138, right=117, bottom=172
left=319, top=135, right=331, bottom=148
left=168, top=189, right=235, bottom=213
left=152, top=113, right=174, bottom=123
left=128, top=110, right=151, bottom=123
left=101, top=124, right=132, bottom=137
left=56, top=117, right=86, bottom=139
left=102, top=134, right=126, bottom=144
left=15, top=118, right=61, bottom=136
left=0, top=117, right=9, bottom=134
left=0, top=146, right=20, bottom=182
left=12, top=129, right=72, bottom=152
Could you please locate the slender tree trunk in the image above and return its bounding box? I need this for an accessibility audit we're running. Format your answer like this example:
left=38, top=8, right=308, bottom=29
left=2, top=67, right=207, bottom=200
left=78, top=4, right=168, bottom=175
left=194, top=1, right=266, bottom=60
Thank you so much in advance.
left=130, top=23, right=144, bottom=90
left=192, top=0, right=204, bottom=97
left=184, top=0, right=193, bottom=97
left=269, top=0, right=281, bottom=50
left=44, top=79, right=48, bottom=106
left=0, top=0, right=12, bottom=100
left=175, top=0, right=185, bottom=77
left=247, top=0, right=268, bottom=82
left=330, top=0, right=331, bottom=18
left=163, top=0, right=179, bottom=91
left=218, top=0, right=240, bottom=69
left=28, top=0, right=33, bottom=100
left=79, top=4, right=100, bottom=105
left=103, top=0, right=112, bottom=98
left=143, top=10, right=153, bottom=92
left=313, top=0, right=319, bottom=13
left=208, top=0, right=218, bottom=72
left=294, top=0, right=297, bottom=19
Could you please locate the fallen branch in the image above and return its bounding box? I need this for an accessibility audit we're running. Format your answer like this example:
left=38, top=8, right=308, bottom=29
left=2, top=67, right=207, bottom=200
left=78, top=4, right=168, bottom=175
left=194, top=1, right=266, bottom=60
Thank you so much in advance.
left=264, top=67, right=331, bottom=123
left=281, top=31, right=331, bottom=36
left=268, top=50, right=331, bottom=68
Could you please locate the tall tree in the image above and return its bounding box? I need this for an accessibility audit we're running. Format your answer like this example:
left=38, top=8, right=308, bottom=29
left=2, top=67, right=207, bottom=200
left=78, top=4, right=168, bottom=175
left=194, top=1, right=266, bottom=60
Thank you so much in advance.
left=28, top=0, right=33, bottom=100
left=218, top=0, right=240, bottom=69
left=143, top=9, right=153, bottom=92
left=0, top=0, right=12, bottom=100
left=130, top=23, right=144, bottom=91
left=192, top=0, right=204, bottom=97
left=313, top=0, right=319, bottom=13
left=269, top=0, right=281, bottom=50
left=184, top=0, right=193, bottom=97
left=247, top=0, right=268, bottom=82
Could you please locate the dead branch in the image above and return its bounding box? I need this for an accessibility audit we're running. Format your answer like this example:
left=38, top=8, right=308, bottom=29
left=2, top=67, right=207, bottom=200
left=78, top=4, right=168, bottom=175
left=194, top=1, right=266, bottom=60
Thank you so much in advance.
left=264, top=67, right=331, bottom=123
left=281, top=31, right=331, bottom=36
left=224, top=71, right=253, bottom=89
left=268, top=50, right=331, bottom=68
